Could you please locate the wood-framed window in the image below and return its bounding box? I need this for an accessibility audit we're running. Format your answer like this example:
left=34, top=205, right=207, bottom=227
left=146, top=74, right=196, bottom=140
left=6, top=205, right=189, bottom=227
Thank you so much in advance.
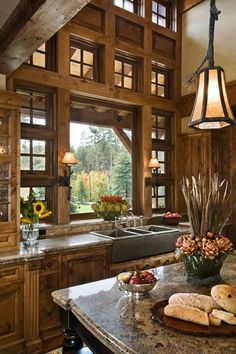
left=70, top=37, right=102, bottom=82
left=16, top=84, right=56, bottom=222
left=152, top=0, right=171, bottom=28
left=26, top=36, right=56, bottom=70
left=151, top=110, right=173, bottom=212
left=114, top=54, right=141, bottom=91
left=151, top=65, right=170, bottom=98
left=114, top=0, right=143, bottom=16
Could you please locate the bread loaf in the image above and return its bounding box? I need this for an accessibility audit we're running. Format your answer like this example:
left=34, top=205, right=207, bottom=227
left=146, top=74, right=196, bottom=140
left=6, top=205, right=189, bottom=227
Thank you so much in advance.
left=211, top=285, right=236, bottom=315
left=169, top=293, right=221, bottom=313
left=212, top=309, right=236, bottom=325
left=164, top=304, right=209, bottom=326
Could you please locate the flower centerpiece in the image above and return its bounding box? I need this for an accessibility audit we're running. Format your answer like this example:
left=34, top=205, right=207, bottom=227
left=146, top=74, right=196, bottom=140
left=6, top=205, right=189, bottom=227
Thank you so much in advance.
left=91, top=195, right=130, bottom=220
left=20, top=192, right=52, bottom=247
left=176, top=174, right=234, bottom=281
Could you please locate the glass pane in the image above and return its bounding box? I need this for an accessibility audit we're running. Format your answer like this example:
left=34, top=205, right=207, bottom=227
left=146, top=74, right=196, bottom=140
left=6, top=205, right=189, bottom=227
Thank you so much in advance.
left=124, top=0, right=134, bottom=13
left=83, top=65, right=94, bottom=79
left=157, top=116, right=165, bottom=128
left=158, top=85, right=165, bottom=97
left=152, top=150, right=156, bottom=158
left=158, top=151, right=165, bottom=161
left=158, top=4, right=166, bottom=16
left=21, top=156, right=30, bottom=170
left=33, top=156, right=46, bottom=171
left=151, top=83, right=156, bottom=95
left=38, top=43, right=46, bottom=52
left=21, top=108, right=30, bottom=124
left=124, top=63, right=132, bottom=76
left=158, top=73, right=165, bottom=85
left=0, top=137, right=9, bottom=155
left=0, top=204, right=8, bottom=222
left=115, top=74, right=122, bottom=86
left=152, top=115, right=157, bottom=127
left=33, top=187, right=46, bottom=199
left=70, top=62, right=81, bottom=76
left=20, top=187, right=30, bottom=199
left=152, top=198, right=157, bottom=208
left=152, top=128, right=157, bottom=139
left=158, top=128, right=166, bottom=140
left=158, top=185, right=165, bottom=195
left=83, top=51, right=94, bottom=65
left=152, top=14, right=157, bottom=23
left=0, top=164, right=9, bottom=181
left=115, top=60, right=122, bottom=73
left=124, top=77, right=132, bottom=89
left=70, top=47, right=81, bottom=61
left=0, top=185, right=9, bottom=202
left=33, top=110, right=46, bottom=125
left=158, top=17, right=166, bottom=27
left=32, top=52, right=45, bottom=68
left=158, top=197, right=166, bottom=208
left=21, top=139, right=30, bottom=154
left=151, top=71, right=157, bottom=83
left=159, top=163, right=165, bottom=174
left=115, top=0, right=123, bottom=8
left=32, top=94, right=46, bottom=110
left=33, top=140, right=45, bottom=155
left=152, top=1, right=157, bottom=12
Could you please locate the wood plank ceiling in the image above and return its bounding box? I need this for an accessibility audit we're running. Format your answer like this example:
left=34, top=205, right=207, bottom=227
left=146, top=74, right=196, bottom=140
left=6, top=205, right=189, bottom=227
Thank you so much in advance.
left=0, top=0, right=91, bottom=76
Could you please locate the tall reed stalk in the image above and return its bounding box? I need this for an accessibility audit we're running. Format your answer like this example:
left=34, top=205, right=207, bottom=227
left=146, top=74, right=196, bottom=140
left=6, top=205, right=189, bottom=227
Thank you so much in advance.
left=181, top=174, right=235, bottom=237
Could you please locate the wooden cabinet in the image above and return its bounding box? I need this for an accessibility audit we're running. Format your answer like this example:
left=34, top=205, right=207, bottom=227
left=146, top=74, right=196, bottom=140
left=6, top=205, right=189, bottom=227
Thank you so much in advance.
left=0, top=264, right=24, bottom=354
left=61, top=245, right=111, bottom=288
left=0, top=91, right=25, bottom=250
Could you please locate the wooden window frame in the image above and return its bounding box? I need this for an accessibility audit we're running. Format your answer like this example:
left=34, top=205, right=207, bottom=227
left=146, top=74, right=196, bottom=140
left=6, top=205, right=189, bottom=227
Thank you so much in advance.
left=151, top=65, right=170, bottom=99
left=152, top=0, right=171, bottom=29
left=26, top=36, right=56, bottom=71
left=115, top=53, right=142, bottom=92
left=113, top=0, right=143, bottom=16
left=70, top=37, right=102, bottom=83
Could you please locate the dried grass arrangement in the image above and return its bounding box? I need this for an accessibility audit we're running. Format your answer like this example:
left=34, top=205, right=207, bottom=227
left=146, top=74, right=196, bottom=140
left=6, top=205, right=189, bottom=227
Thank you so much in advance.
left=181, top=174, right=234, bottom=237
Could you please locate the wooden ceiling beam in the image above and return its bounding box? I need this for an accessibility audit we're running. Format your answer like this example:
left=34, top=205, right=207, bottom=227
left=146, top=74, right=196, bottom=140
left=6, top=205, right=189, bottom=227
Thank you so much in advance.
left=181, top=0, right=206, bottom=13
left=0, top=0, right=91, bottom=76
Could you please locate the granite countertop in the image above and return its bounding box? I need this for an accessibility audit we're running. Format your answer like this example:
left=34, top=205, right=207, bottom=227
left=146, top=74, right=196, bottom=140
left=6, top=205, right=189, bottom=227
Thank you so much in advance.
left=52, top=255, right=236, bottom=354
left=0, top=233, right=112, bottom=265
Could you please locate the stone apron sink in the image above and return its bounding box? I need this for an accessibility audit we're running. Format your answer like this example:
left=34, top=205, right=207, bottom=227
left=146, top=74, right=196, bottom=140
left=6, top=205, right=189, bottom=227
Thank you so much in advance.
left=91, top=225, right=179, bottom=263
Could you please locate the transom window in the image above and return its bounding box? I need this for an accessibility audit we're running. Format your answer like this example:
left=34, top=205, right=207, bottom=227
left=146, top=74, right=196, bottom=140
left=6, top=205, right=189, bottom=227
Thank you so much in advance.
left=20, top=187, right=46, bottom=200
left=152, top=1, right=170, bottom=28
left=114, top=0, right=143, bottom=16
left=17, top=89, right=52, bottom=127
left=27, top=43, right=46, bottom=68
left=151, top=65, right=170, bottom=98
left=152, top=112, right=171, bottom=143
left=26, top=37, right=56, bottom=70
left=70, top=38, right=101, bottom=81
left=115, top=55, right=140, bottom=91
left=20, top=139, right=47, bottom=173
left=152, top=185, right=167, bottom=209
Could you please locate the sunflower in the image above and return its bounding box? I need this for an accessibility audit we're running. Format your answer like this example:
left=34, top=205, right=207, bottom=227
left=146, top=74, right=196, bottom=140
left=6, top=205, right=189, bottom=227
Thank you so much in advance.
left=33, top=201, right=45, bottom=216
left=39, top=211, right=52, bottom=219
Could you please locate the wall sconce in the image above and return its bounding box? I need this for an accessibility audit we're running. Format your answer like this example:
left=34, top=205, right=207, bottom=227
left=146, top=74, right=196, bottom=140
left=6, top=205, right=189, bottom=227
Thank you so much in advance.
left=145, top=158, right=160, bottom=194
left=58, top=152, right=78, bottom=200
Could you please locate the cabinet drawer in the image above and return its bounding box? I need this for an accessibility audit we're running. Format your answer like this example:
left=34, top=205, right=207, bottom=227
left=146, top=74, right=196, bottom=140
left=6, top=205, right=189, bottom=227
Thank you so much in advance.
left=0, top=264, right=23, bottom=284
left=41, top=256, right=59, bottom=272
left=39, top=273, right=59, bottom=300
left=39, top=300, right=60, bottom=331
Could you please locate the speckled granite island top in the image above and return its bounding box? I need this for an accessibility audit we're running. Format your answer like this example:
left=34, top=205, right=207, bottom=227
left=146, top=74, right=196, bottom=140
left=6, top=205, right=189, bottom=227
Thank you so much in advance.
left=0, top=233, right=112, bottom=264
left=52, top=255, right=236, bottom=354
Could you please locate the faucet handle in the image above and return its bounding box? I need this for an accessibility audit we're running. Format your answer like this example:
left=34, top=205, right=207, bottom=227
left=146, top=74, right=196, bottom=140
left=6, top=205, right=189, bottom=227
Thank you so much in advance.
left=139, top=215, right=143, bottom=227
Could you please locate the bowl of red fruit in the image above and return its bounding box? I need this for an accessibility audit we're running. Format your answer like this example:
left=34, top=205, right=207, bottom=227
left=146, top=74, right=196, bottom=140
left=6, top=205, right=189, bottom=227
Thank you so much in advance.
left=162, top=211, right=181, bottom=225
left=117, top=270, right=159, bottom=297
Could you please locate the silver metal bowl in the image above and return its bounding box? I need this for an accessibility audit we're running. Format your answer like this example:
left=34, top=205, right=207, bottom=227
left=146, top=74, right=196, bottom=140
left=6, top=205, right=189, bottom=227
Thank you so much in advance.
left=117, top=278, right=159, bottom=298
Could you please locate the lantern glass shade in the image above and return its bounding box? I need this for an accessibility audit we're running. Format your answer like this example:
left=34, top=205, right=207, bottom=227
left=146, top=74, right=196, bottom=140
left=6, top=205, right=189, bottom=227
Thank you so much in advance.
left=189, top=66, right=235, bottom=129
left=148, top=158, right=160, bottom=169
left=62, top=152, right=78, bottom=165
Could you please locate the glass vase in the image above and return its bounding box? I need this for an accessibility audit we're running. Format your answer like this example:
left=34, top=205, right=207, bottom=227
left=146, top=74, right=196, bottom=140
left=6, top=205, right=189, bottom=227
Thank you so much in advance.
left=21, top=221, right=39, bottom=247
left=183, top=253, right=227, bottom=284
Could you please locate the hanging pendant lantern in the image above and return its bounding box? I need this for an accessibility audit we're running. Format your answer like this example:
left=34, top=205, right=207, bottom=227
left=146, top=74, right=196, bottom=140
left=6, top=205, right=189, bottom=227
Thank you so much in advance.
left=189, top=0, right=235, bottom=129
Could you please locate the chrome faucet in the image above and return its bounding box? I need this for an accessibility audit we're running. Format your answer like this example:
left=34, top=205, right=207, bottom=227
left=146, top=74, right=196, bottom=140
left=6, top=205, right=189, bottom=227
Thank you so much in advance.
left=115, top=212, right=143, bottom=229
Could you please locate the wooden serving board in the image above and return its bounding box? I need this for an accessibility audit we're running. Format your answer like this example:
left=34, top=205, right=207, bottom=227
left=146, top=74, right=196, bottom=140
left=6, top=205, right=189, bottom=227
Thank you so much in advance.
left=150, top=299, right=236, bottom=336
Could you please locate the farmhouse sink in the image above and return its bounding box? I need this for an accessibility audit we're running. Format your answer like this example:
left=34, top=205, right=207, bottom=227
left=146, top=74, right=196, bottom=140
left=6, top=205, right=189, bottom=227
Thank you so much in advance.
left=91, top=225, right=179, bottom=263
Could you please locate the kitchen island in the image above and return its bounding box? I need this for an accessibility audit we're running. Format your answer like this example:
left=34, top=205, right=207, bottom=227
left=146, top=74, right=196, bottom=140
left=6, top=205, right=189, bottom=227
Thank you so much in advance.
left=52, top=254, right=236, bottom=354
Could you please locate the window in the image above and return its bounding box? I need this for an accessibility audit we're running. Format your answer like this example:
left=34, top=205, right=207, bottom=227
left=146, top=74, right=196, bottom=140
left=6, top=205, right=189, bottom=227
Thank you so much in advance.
left=26, top=37, right=56, bottom=70
left=20, top=139, right=49, bottom=173
left=114, top=0, right=143, bottom=16
left=17, top=89, right=52, bottom=128
left=70, top=38, right=101, bottom=82
left=151, top=110, right=173, bottom=212
left=151, top=65, right=170, bottom=98
left=115, top=54, right=141, bottom=91
left=70, top=123, right=132, bottom=215
left=152, top=1, right=170, bottom=28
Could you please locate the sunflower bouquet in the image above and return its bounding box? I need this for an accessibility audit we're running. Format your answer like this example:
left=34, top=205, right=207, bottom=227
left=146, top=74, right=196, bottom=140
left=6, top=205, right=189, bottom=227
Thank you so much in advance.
left=20, top=192, right=52, bottom=224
